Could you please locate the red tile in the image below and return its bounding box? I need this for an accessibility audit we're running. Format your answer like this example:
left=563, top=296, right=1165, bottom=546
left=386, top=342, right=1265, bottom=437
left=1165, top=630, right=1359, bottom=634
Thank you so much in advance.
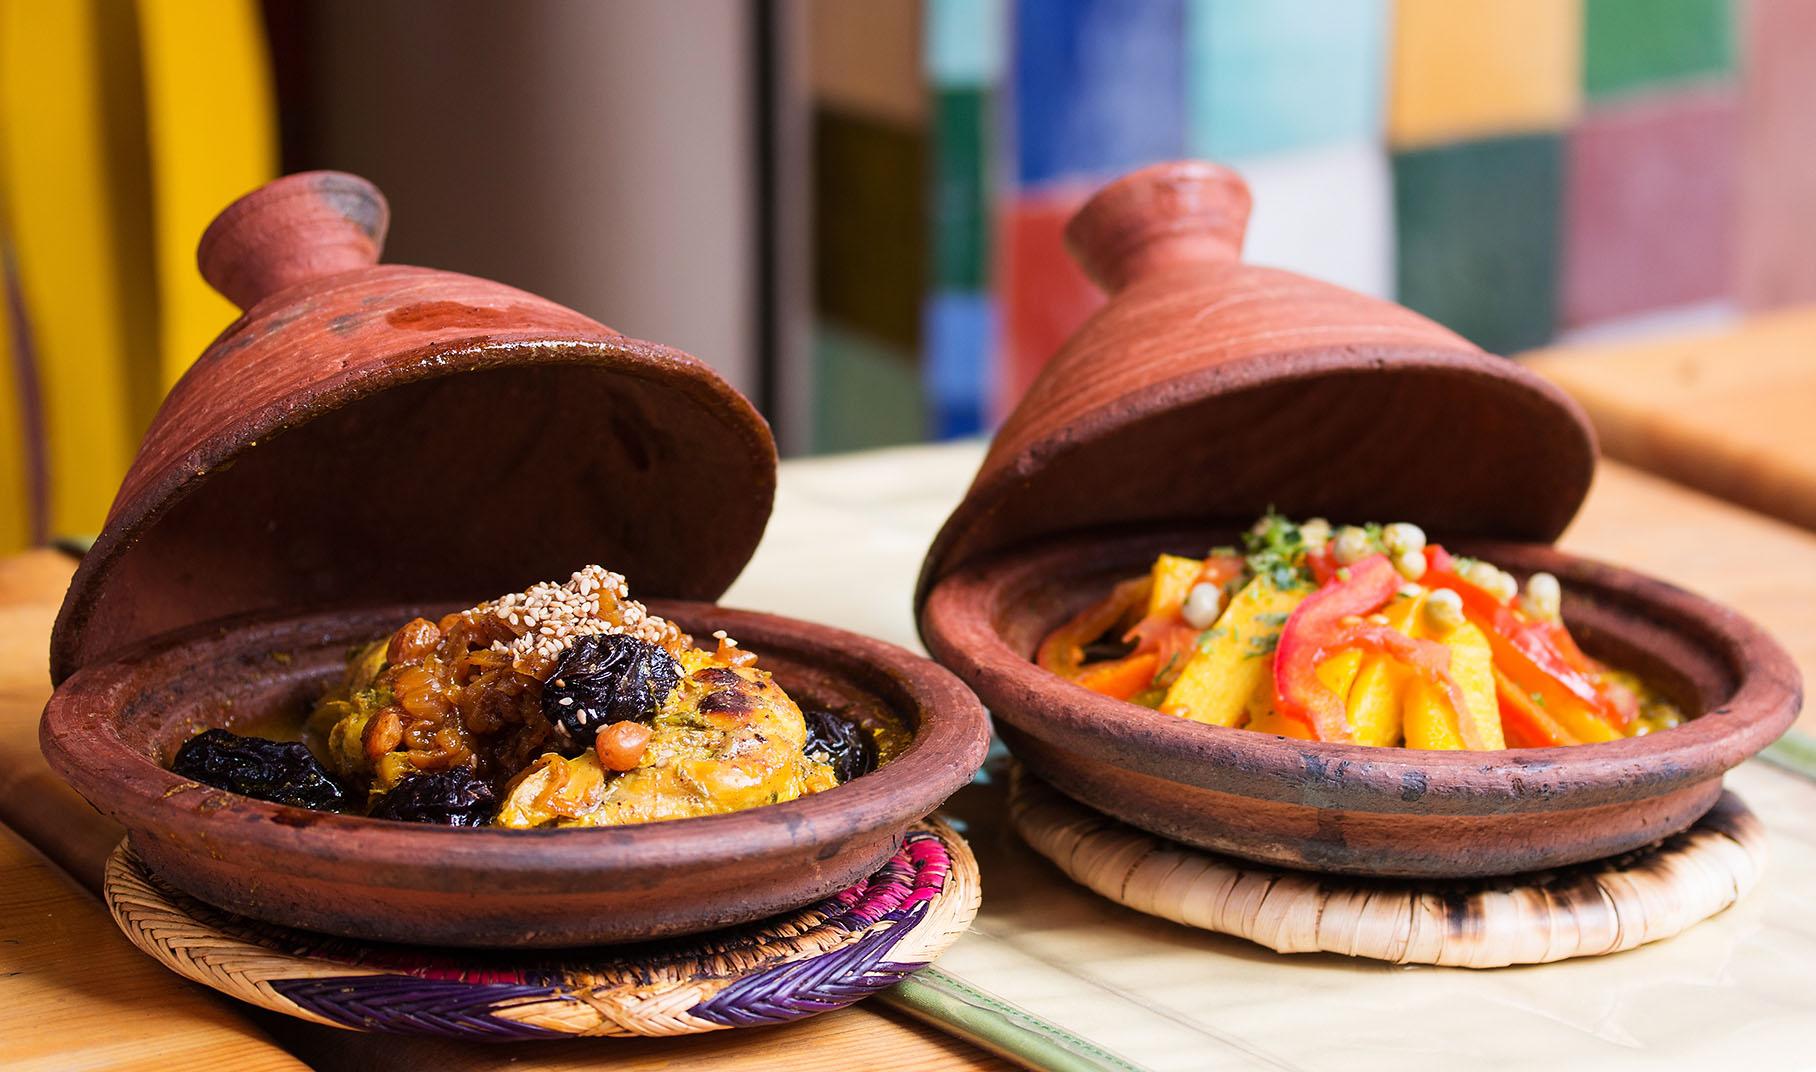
left=1738, top=0, right=1816, bottom=309
left=1561, top=87, right=1740, bottom=327
left=997, top=189, right=1104, bottom=417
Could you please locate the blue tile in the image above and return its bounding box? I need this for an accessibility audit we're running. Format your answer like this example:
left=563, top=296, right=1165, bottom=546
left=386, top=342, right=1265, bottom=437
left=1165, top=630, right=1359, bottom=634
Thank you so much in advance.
left=1013, top=0, right=1187, bottom=187
left=923, top=291, right=998, bottom=438
left=1186, top=0, right=1386, bottom=161
left=927, top=0, right=1007, bottom=87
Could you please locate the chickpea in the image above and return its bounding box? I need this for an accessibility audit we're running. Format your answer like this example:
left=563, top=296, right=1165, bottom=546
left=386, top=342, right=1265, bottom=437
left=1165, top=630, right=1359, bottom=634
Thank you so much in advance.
left=1423, top=588, right=1466, bottom=634
left=1181, top=582, right=1225, bottom=629
left=1300, top=517, right=1332, bottom=548
left=596, top=720, right=653, bottom=772
left=1520, top=571, right=1562, bottom=620
left=1382, top=522, right=1427, bottom=557
left=1332, top=526, right=1372, bottom=565
left=1393, top=548, right=1428, bottom=581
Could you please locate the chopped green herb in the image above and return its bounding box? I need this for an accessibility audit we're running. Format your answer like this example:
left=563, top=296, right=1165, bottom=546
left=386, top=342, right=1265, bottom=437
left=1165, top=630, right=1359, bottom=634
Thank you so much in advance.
left=1246, top=633, right=1281, bottom=658
left=1242, top=511, right=1316, bottom=591
left=1196, top=626, right=1228, bottom=651
left=1530, top=692, right=1547, bottom=708
left=1255, top=611, right=1292, bottom=627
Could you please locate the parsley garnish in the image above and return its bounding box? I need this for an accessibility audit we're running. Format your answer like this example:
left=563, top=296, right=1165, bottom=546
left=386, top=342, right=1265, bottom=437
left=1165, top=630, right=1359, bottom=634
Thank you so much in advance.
left=1242, top=511, right=1315, bottom=591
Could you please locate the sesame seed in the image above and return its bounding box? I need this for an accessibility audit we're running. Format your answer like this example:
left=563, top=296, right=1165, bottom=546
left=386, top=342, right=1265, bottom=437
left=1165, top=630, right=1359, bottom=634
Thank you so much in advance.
left=458, top=564, right=710, bottom=674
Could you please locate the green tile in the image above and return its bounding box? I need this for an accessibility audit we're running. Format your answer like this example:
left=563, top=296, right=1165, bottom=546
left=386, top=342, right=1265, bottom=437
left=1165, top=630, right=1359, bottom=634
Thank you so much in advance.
left=1394, top=134, right=1563, bottom=355
left=811, top=322, right=927, bottom=454
left=931, top=88, right=992, bottom=290
left=814, top=109, right=928, bottom=347
left=1584, top=0, right=1735, bottom=100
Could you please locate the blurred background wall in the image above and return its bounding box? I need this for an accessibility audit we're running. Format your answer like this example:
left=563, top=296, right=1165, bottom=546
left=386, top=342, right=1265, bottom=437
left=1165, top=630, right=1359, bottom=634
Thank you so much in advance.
left=1, top=0, right=1812, bottom=553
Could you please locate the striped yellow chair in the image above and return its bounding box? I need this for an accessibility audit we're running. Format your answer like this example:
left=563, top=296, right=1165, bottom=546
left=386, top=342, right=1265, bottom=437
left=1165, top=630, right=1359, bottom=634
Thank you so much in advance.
left=0, top=0, right=274, bottom=553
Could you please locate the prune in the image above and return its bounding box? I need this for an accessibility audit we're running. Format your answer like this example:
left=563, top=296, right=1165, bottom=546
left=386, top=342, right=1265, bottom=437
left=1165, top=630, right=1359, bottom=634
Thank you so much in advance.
left=171, top=729, right=348, bottom=810
left=541, top=634, right=681, bottom=746
left=367, top=767, right=498, bottom=826
left=803, top=709, right=877, bottom=783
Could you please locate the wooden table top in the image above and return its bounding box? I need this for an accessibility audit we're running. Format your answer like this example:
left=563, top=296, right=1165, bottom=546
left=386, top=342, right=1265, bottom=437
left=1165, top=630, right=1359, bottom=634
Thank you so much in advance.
left=1524, top=306, right=1816, bottom=533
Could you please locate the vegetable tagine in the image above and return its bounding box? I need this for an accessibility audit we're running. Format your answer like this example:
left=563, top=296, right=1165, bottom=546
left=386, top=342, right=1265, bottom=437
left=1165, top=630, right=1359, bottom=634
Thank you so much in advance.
left=169, top=565, right=906, bottom=825
left=1038, top=515, right=1683, bottom=748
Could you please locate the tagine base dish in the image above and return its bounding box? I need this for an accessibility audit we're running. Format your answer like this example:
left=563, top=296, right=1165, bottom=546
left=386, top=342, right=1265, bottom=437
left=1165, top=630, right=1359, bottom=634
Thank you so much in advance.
left=1010, top=769, right=1763, bottom=969
left=104, top=820, right=978, bottom=1039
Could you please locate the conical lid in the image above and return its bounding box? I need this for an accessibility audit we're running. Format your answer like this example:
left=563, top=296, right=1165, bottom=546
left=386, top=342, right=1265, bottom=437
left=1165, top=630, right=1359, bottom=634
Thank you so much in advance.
left=917, top=161, right=1595, bottom=607
left=51, top=172, right=775, bottom=682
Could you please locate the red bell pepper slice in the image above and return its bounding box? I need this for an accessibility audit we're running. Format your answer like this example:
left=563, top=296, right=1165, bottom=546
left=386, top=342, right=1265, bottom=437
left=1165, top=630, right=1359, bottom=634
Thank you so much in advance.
left=1306, top=545, right=1340, bottom=587
left=1272, top=554, right=1401, bottom=742
left=1422, top=547, right=1631, bottom=730
left=1494, top=666, right=1579, bottom=748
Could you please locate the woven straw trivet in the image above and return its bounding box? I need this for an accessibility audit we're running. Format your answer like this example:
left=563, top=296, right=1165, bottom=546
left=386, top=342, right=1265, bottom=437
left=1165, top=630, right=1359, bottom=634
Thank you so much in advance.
left=1010, top=768, right=1765, bottom=968
left=104, top=820, right=978, bottom=1039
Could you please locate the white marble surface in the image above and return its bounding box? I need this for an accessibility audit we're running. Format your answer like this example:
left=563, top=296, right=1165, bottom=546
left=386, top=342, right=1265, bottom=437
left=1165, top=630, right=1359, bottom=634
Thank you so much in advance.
left=725, top=441, right=1816, bottom=1072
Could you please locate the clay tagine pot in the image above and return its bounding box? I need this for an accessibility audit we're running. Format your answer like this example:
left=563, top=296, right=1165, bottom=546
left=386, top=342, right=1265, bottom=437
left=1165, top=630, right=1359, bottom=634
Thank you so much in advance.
left=916, top=161, right=1799, bottom=879
left=42, top=171, right=989, bottom=946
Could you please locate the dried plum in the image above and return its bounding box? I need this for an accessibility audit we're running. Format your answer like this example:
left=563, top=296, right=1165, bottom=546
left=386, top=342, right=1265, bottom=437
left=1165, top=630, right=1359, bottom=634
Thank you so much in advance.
left=541, top=634, right=681, bottom=745
left=367, top=767, right=497, bottom=826
left=171, top=729, right=348, bottom=810
left=803, top=709, right=876, bottom=783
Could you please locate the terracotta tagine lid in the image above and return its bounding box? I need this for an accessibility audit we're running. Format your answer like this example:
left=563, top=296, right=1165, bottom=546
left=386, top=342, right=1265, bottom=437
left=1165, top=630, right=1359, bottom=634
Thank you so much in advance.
left=50, top=171, right=775, bottom=683
left=917, top=160, right=1597, bottom=607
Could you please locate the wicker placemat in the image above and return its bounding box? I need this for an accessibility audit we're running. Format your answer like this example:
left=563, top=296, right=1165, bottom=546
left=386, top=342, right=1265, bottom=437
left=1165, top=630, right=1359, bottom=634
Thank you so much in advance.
left=104, top=820, right=979, bottom=1039
left=1010, top=769, right=1765, bottom=969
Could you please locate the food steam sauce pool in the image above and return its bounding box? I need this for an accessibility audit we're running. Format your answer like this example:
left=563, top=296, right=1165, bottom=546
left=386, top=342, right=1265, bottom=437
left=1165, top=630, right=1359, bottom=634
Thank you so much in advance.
left=167, top=566, right=906, bottom=825
left=1037, top=515, right=1684, bottom=749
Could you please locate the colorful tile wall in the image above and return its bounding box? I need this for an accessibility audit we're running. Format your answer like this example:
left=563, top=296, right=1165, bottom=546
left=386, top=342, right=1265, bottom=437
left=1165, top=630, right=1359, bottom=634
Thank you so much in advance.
left=924, top=291, right=997, bottom=440
left=1736, top=0, right=1816, bottom=309
left=1238, top=143, right=1395, bottom=301
left=1394, top=134, right=1565, bottom=354
left=1583, top=0, right=1733, bottom=100
left=1562, top=87, right=1739, bottom=326
left=998, top=188, right=1104, bottom=414
left=812, top=323, right=927, bottom=455
left=1387, top=0, right=1581, bottom=148
left=1012, top=0, right=1186, bottom=188
left=923, top=0, right=1002, bottom=439
left=1186, top=0, right=1387, bottom=161
left=813, top=109, right=926, bottom=349
left=804, top=0, right=1794, bottom=451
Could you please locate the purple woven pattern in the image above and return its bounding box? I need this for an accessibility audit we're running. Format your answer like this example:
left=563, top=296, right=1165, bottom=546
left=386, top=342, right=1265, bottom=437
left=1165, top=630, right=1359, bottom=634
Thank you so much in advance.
left=240, top=828, right=957, bottom=1038
left=269, top=976, right=566, bottom=1040
left=690, top=830, right=950, bottom=1028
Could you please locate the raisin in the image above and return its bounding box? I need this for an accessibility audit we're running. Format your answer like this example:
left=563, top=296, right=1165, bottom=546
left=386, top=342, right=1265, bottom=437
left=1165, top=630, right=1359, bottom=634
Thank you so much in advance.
left=171, top=729, right=348, bottom=810
left=802, top=709, right=877, bottom=783
left=541, top=634, right=681, bottom=745
left=366, top=767, right=498, bottom=826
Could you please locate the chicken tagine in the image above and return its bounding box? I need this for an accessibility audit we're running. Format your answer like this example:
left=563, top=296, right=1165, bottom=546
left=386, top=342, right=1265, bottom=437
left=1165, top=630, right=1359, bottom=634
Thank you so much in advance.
left=1038, top=515, right=1683, bottom=749
left=169, top=566, right=905, bottom=825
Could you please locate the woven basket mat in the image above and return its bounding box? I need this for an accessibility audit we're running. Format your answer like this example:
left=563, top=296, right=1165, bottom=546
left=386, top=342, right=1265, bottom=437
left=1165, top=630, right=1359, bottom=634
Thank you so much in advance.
left=103, top=820, right=979, bottom=1040
left=1010, top=769, right=1765, bottom=969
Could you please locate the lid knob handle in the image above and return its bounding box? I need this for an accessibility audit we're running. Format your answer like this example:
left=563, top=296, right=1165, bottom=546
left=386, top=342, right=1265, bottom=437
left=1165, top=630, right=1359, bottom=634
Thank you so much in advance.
left=1064, top=160, right=1252, bottom=292
left=197, top=171, right=390, bottom=311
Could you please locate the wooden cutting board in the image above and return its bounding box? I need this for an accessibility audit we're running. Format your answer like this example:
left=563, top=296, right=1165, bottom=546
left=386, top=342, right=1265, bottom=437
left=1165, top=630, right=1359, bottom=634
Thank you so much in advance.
left=1524, top=306, right=1816, bottom=533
